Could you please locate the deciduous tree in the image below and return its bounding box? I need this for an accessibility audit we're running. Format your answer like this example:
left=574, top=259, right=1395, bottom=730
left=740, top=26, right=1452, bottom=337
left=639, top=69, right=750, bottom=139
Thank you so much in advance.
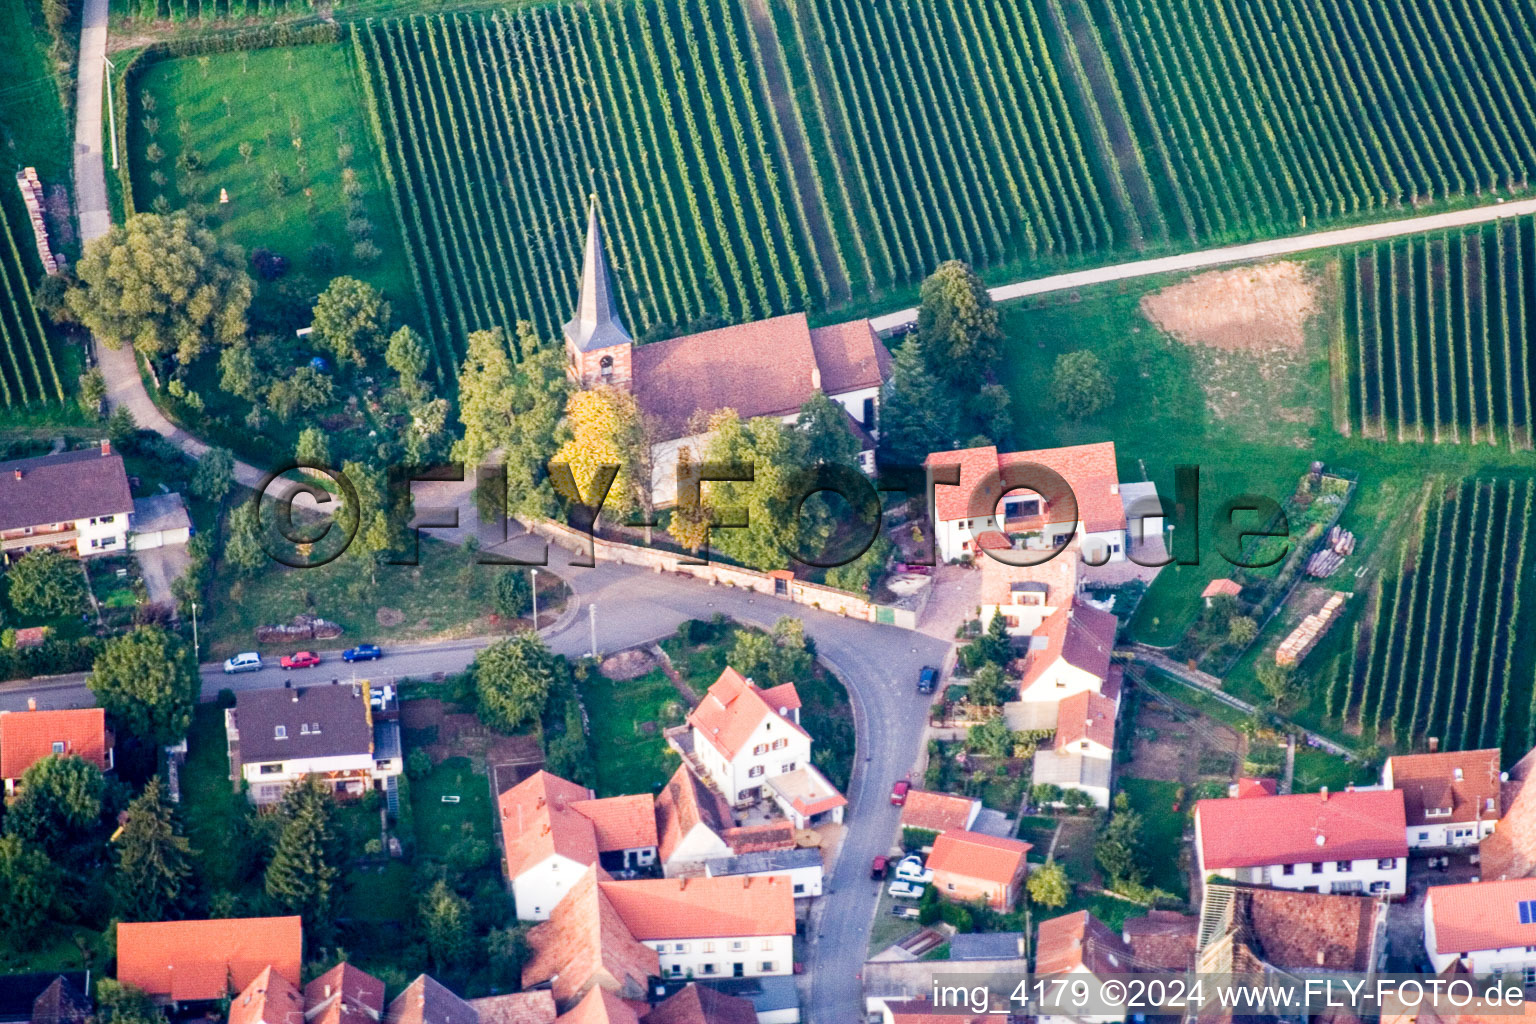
left=698, top=412, right=814, bottom=572
left=474, top=632, right=558, bottom=732
left=265, top=365, right=334, bottom=422
left=4, top=754, right=106, bottom=858
left=88, top=626, right=196, bottom=747
left=916, top=260, right=1001, bottom=386
left=1026, top=859, right=1070, bottom=909
left=419, top=880, right=473, bottom=973
left=552, top=388, right=652, bottom=525
left=5, top=550, right=86, bottom=618
left=93, top=982, right=167, bottom=1024
left=311, top=277, right=391, bottom=367
left=191, top=447, right=235, bottom=504
left=1050, top=351, right=1115, bottom=420
left=295, top=426, right=331, bottom=468
left=66, top=213, right=252, bottom=364
left=385, top=326, right=431, bottom=400
left=0, top=835, right=60, bottom=932
left=494, top=570, right=533, bottom=620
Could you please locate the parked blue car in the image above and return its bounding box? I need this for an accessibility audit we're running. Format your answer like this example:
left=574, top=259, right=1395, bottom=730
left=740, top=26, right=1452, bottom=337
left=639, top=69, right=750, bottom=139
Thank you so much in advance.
left=342, top=644, right=382, bottom=662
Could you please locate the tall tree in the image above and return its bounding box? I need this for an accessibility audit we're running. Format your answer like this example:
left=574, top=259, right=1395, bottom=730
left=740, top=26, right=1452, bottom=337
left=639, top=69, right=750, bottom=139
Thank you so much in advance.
left=385, top=326, right=431, bottom=401
left=295, top=426, right=331, bottom=468
left=699, top=412, right=815, bottom=571
left=915, top=260, right=1001, bottom=384
left=1026, top=859, right=1070, bottom=909
left=93, top=981, right=168, bottom=1024
left=1094, top=792, right=1146, bottom=886
left=65, top=213, right=252, bottom=364
left=338, top=460, right=406, bottom=586
left=473, top=632, right=558, bottom=732
left=223, top=499, right=267, bottom=575
left=190, top=447, right=235, bottom=504
left=4, top=755, right=107, bottom=858
left=113, top=778, right=194, bottom=922
left=5, top=550, right=86, bottom=618
left=798, top=391, right=863, bottom=468
left=419, top=879, right=473, bottom=973
left=264, top=777, right=341, bottom=944
left=879, top=339, right=959, bottom=464
left=0, top=835, right=62, bottom=934
left=552, top=388, right=652, bottom=525
left=311, top=277, right=391, bottom=367
left=89, top=626, right=196, bottom=747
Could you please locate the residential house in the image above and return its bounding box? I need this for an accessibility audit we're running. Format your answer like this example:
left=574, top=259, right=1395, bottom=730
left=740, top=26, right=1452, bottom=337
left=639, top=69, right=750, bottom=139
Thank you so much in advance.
left=0, top=706, right=113, bottom=795
left=1478, top=761, right=1536, bottom=881
left=1424, top=878, right=1536, bottom=979
left=694, top=979, right=800, bottom=1024
left=500, top=770, right=660, bottom=922
left=898, top=790, right=981, bottom=847
left=564, top=199, right=890, bottom=505
left=228, top=968, right=305, bottom=1024
left=1032, top=688, right=1117, bottom=809
left=861, top=956, right=1025, bottom=1023
left=1193, top=787, right=1408, bottom=896
left=550, top=989, right=638, bottom=1024
left=598, top=875, right=795, bottom=981
left=464, top=993, right=556, bottom=1024
left=1121, top=910, right=1198, bottom=973
left=384, top=976, right=478, bottom=1024
left=685, top=668, right=844, bottom=822
left=656, top=764, right=736, bottom=875
left=0, top=974, right=90, bottom=1024
left=1383, top=748, right=1501, bottom=850
left=522, top=868, right=658, bottom=1011
left=116, top=916, right=302, bottom=1004
left=305, top=963, right=385, bottom=1024
left=703, top=847, right=824, bottom=898
left=922, top=442, right=1138, bottom=565
left=977, top=537, right=1081, bottom=639
left=927, top=830, right=1031, bottom=910
left=639, top=985, right=757, bottom=1024
left=1195, top=882, right=1386, bottom=977
left=947, top=933, right=1026, bottom=961
left=225, top=683, right=402, bottom=805
left=0, top=444, right=134, bottom=561
left=1016, top=603, right=1119, bottom=707
left=1033, top=911, right=1134, bottom=1024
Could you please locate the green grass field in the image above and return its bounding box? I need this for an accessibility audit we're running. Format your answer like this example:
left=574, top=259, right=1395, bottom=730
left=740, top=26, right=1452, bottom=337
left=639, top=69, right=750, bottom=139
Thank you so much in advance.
left=128, top=44, right=416, bottom=329
left=580, top=668, right=684, bottom=797
left=1114, top=777, right=1187, bottom=897
left=408, top=755, right=493, bottom=860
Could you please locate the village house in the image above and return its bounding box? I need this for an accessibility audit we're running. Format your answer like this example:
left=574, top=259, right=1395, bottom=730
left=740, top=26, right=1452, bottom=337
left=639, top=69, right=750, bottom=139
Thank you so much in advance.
left=1122, top=910, right=1199, bottom=973
left=499, top=770, right=660, bottom=922
left=1032, top=685, right=1119, bottom=810
left=1382, top=748, right=1502, bottom=850
left=0, top=706, right=113, bottom=796
left=922, top=442, right=1158, bottom=565
left=681, top=667, right=844, bottom=822
left=1033, top=910, right=1134, bottom=1024
left=0, top=444, right=134, bottom=562
left=225, top=683, right=402, bottom=806
left=1195, top=882, right=1387, bottom=981
left=926, top=830, right=1032, bottom=910
left=0, top=973, right=91, bottom=1024
left=639, top=984, right=758, bottom=1024
left=563, top=199, right=891, bottom=505
left=977, top=536, right=1082, bottom=639
left=116, top=916, right=302, bottom=1004
left=1424, top=877, right=1536, bottom=980
left=703, top=847, right=824, bottom=898
left=1016, top=603, right=1119, bottom=707
left=522, top=868, right=659, bottom=1011
left=1193, top=788, right=1408, bottom=896
left=383, top=976, right=478, bottom=1024
left=898, top=790, right=982, bottom=848
left=653, top=763, right=799, bottom=878
left=305, top=963, right=385, bottom=1024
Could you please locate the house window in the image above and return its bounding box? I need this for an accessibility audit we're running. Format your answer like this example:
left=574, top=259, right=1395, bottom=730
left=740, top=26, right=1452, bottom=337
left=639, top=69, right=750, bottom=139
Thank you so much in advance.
left=753, top=744, right=769, bottom=755
left=673, top=943, right=686, bottom=953
left=701, top=964, right=716, bottom=975
left=947, top=883, right=956, bottom=891
left=1310, top=862, right=1324, bottom=873
left=274, top=725, right=287, bottom=740
left=748, top=766, right=765, bottom=778
left=761, top=962, right=776, bottom=973
left=730, top=940, right=746, bottom=952
left=669, top=965, right=682, bottom=977
left=1378, top=858, right=1396, bottom=869
left=1370, top=881, right=1391, bottom=895
left=702, top=942, right=715, bottom=953
left=51, top=741, right=65, bottom=754
left=1282, top=864, right=1295, bottom=876
left=259, top=764, right=283, bottom=775
left=101, top=515, right=115, bottom=524
left=781, top=762, right=796, bottom=773
left=761, top=939, right=773, bottom=950
left=655, top=945, right=666, bottom=954
left=1080, top=741, right=1089, bottom=751
left=862, top=397, right=875, bottom=428
left=1418, top=832, right=1430, bottom=842
left=793, top=884, right=805, bottom=894
left=598, top=355, right=613, bottom=378
left=1526, top=967, right=1536, bottom=987
left=1335, top=860, right=1352, bottom=871
left=772, top=738, right=788, bottom=750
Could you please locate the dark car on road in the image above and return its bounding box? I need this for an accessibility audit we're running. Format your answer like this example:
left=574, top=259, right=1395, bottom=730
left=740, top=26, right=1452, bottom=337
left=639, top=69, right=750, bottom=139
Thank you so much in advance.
left=343, top=644, right=382, bottom=662
left=917, top=666, right=938, bottom=694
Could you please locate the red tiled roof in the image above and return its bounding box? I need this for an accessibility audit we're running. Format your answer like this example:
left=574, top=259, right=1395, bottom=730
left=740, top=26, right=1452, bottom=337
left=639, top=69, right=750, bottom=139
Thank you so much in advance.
left=1054, top=690, right=1117, bottom=752
left=523, top=867, right=658, bottom=1008
left=229, top=966, right=304, bottom=1024
left=721, top=821, right=797, bottom=855
left=1386, top=749, right=1502, bottom=827
left=384, top=975, right=477, bottom=1024
left=899, top=791, right=980, bottom=834
left=1427, top=877, right=1536, bottom=955
left=807, top=320, right=890, bottom=395
left=1018, top=602, right=1118, bottom=692
left=116, top=916, right=302, bottom=1002
left=500, top=771, right=601, bottom=879
left=1195, top=789, right=1407, bottom=870
left=1202, top=579, right=1242, bottom=598
left=924, top=442, right=1125, bottom=533
left=467, top=993, right=556, bottom=1024
left=1035, top=910, right=1132, bottom=976
left=927, top=831, right=1031, bottom=887
left=755, top=683, right=801, bottom=714
left=0, top=708, right=111, bottom=780
left=573, top=794, right=660, bottom=853
left=687, top=668, right=808, bottom=762
left=640, top=984, right=757, bottom=1024
left=598, top=876, right=796, bottom=940
left=1239, top=887, right=1382, bottom=971
left=1122, top=910, right=1198, bottom=972
left=554, top=988, right=639, bottom=1024
left=305, top=962, right=385, bottom=1024
left=1482, top=772, right=1536, bottom=880
left=1233, top=777, right=1278, bottom=799
left=882, top=998, right=986, bottom=1024
left=0, top=446, right=133, bottom=532
left=655, top=764, right=733, bottom=863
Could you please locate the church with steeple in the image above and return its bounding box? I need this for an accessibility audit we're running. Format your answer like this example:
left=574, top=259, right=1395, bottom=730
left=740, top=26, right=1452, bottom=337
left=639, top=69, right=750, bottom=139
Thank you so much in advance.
left=564, top=198, right=894, bottom=505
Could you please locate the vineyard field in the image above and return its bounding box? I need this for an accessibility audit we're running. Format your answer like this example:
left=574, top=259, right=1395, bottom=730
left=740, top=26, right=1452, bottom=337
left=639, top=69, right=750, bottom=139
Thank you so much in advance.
left=1339, top=478, right=1536, bottom=758
left=0, top=200, right=65, bottom=409
left=356, top=2, right=827, bottom=368
left=1085, top=0, right=1536, bottom=243
left=1341, top=218, right=1536, bottom=448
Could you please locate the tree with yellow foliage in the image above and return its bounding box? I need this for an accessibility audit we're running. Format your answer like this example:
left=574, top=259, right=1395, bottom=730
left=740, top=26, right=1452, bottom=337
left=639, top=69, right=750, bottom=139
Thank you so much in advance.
left=552, top=388, right=652, bottom=527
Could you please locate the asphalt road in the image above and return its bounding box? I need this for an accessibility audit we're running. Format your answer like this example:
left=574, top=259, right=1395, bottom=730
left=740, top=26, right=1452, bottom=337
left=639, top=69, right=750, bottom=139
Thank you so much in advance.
left=2, top=531, right=946, bottom=1020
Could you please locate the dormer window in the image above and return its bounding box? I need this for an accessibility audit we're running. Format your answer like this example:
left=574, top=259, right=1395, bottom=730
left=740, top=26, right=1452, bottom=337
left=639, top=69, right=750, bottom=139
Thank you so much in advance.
left=51, top=741, right=65, bottom=754
left=1425, top=806, right=1451, bottom=817
left=275, top=725, right=288, bottom=740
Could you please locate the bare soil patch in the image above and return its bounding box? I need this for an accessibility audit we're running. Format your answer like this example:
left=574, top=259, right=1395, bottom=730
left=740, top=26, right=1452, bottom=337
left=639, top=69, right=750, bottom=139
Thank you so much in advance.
left=399, top=697, right=542, bottom=771
left=601, top=648, right=657, bottom=680
left=1141, top=261, right=1317, bottom=352
left=376, top=607, right=405, bottom=627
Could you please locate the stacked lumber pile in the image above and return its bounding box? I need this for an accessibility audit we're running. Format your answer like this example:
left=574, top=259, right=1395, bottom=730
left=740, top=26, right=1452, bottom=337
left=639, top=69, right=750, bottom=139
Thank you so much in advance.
left=1276, top=593, right=1347, bottom=667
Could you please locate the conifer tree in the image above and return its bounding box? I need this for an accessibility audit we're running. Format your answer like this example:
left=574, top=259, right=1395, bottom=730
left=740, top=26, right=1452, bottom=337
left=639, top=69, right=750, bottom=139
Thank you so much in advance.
left=113, top=778, right=194, bottom=922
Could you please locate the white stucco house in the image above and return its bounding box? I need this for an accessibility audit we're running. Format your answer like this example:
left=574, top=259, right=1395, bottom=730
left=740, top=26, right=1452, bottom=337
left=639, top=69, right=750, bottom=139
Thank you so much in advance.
left=0, top=443, right=134, bottom=562
left=608, top=876, right=796, bottom=981
left=923, top=442, right=1145, bottom=565
left=499, top=770, right=660, bottom=922
left=1424, top=877, right=1536, bottom=980
left=1194, top=787, right=1408, bottom=897
left=1382, top=748, right=1502, bottom=849
left=225, top=683, right=402, bottom=806
left=687, top=667, right=845, bottom=824
left=1033, top=911, right=1134, bottom=1024
left=562, top=199, right=890, bottom=508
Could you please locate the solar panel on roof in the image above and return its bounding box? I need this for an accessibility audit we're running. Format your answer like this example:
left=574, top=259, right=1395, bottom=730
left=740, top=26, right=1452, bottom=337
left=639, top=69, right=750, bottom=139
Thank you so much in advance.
left=1519, top=899, right=1536, bottom=923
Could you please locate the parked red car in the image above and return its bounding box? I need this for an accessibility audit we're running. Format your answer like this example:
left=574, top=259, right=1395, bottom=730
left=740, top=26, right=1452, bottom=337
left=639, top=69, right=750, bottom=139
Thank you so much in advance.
left=890, top=780, right=911, bottom=806
left=280, top=651, right=321, bottom=670
left=871, top=855, right=888, bottom=880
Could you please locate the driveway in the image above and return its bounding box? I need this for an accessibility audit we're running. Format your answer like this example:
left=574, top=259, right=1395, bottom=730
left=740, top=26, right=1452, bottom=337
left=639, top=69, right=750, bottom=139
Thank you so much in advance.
left=133, top=543, right=192, bottom=611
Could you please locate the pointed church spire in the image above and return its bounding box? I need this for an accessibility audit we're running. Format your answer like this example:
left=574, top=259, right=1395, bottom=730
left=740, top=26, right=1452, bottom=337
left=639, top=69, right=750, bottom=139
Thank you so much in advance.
left=563, top=194, right=633, bottom=353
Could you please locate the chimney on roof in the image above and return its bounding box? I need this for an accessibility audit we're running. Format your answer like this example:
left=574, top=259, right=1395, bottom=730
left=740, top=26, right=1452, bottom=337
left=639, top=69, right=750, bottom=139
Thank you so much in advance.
left=292, top=690, right=300, bottom=702
left=1109, top=483, right=1118, bottom=495
left=324, top=986, right=332, bottom=999
left=12, top=469, right=19, bottom=480
left=1429, top=736, right=1440, bottom=753
left=1320, top=786, right=1328, bottom=801
left=1316, top=951, right=1326, bottom=967
left=27, top=697, right=36, bottom=711
left=100, top=439, right=110, bottom=456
